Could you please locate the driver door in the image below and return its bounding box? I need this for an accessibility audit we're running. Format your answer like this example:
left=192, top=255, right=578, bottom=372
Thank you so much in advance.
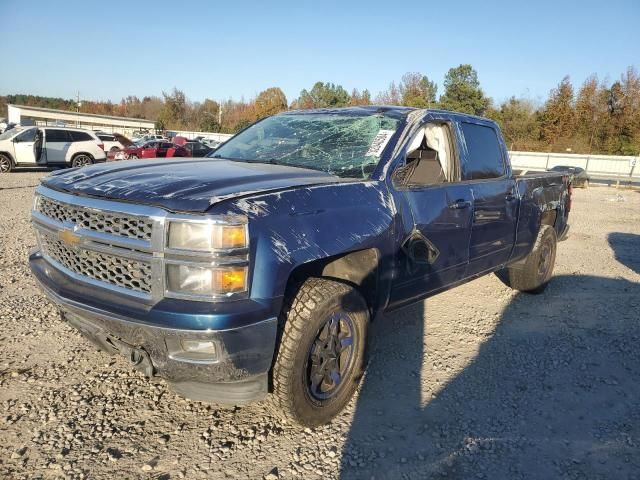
left=388, top=121, right=473, bottom=306
left=12, top=128, right=40, bottom=165
left=141, top=142, right=158, bottom=158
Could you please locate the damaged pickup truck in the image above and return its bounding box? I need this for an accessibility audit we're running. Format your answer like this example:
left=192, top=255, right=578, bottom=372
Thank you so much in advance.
left=29, top=107, right=571, bottom=426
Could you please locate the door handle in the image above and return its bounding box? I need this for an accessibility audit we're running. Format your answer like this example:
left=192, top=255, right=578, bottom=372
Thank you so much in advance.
left=449, top=199, right=471, bottom=210
left=505, top=193, right=517, bottom=201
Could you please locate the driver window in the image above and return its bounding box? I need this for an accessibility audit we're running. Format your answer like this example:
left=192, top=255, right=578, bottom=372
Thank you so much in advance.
left=16, top=128, right=37, bottom=143
left=401, top=123, right=455, bottom=186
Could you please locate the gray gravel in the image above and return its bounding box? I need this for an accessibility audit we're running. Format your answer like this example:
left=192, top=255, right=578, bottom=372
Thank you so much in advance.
left=1, top=172, right=639, bottom=479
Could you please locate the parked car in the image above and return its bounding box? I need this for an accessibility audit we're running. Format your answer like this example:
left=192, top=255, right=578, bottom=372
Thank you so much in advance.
left=183, top=141, right=213, bottom=157
left=107, top=140, right=190, bottom=161
left=0, top=126, right=106, bottom=172
left=172, top=136, right=189, bottom=146
left=548, top=165, right=590, bottom=188
left=29, top=107, right=571, bottom=426
left=95, top=132, right=133, bottom=152
left=202, top=138, right=222, bottom=148
left=132, top=133, right=167, bottom=145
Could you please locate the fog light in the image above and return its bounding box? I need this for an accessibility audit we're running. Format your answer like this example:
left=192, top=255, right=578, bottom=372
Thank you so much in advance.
left=166, top=338, right=219, bottom=363
left=181, top=339, right=216, bottom=355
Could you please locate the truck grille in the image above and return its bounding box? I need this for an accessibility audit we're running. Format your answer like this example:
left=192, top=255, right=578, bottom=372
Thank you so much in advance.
left=37, top=195, right=153, bottom=242
left=39, top=232, right=153, bottom=294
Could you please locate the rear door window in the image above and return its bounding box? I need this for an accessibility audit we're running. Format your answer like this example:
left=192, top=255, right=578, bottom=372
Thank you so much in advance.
left=460, top=123, right=505, bottom=180
left=69, top=131, right=93, bottom=142
left=46, top=129, right=71, bottom=142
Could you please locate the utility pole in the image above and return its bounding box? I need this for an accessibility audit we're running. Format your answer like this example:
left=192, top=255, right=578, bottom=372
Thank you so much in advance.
left=218, top=102, right=222, bottom=129
left=76, top=91, right=82, bottom=127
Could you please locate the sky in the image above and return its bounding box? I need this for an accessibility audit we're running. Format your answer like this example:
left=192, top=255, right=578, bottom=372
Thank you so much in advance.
left=1, top=0, right=638, bottom=106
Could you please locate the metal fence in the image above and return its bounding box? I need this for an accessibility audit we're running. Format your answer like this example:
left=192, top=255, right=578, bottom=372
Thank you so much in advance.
left=509, top=151, right=639, bottom=183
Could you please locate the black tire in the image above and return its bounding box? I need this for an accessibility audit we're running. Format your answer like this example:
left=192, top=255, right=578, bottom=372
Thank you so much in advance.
left=272, top=277, right=369, bottom=427
left=496, top=225, right=557, bottom=294
left=71, top=153, right=94, bottom=168
left=129, top=154, right=139, bottom=160
left=0, top=153, right=14, bottom=173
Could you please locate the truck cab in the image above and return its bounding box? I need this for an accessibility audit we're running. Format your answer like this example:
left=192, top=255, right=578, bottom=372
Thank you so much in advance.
left=29, top=107, right=570, bottom=426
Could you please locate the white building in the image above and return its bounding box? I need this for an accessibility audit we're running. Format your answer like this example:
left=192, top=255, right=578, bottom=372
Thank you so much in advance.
left=7, top=104, right=156, bottom=137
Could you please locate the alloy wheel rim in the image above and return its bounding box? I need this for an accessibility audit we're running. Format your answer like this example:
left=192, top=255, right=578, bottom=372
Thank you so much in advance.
left=75, top=155, right=91, bottom=167
left=305, top=311, right=356, bottom=401
left=0, top=157, right=9, bottom=172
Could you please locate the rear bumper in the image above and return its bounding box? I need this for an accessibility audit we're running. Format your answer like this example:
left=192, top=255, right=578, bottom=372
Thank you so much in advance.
left=29, top=250, right=279, bottom=405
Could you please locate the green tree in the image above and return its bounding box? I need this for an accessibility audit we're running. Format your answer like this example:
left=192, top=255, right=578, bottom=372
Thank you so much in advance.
left=197, top=99, right=221, bottom=132
left=488, top=97, right=541, bottom=151
left=399, top=72, right=437, bottom=108
left=295, top=82, right=350, bottom=109
left=574, top=75, right=608, bottom=153
left=540, top=76, right=575, bottom=151
left=157, top=88, right=188, bottom=130
left=439, top=64, right=490, bottom=115
left=254, top=87, right=288, bottom=119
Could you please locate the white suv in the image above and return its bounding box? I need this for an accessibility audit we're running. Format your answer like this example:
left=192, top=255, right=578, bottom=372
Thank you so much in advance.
left=0, top=127, right=107, bottom=173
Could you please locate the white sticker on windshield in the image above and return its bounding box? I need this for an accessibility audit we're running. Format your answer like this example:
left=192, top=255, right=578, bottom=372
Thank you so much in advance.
left=365, top=129, right=395, bottom=157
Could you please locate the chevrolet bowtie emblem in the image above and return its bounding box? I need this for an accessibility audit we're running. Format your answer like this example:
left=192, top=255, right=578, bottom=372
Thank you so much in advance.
left=58, top=228, right=81, bottom=247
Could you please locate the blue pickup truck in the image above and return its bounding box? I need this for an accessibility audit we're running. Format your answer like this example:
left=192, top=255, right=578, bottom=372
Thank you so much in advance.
left=29, top=107, right=571, bottom=426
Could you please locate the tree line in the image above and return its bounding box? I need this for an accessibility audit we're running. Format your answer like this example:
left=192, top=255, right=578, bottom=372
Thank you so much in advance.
left=1, top=64, right=638, bottom=155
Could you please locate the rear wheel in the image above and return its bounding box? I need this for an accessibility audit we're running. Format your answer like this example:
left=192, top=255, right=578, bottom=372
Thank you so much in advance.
left=583, top=179, right=590, bottom=189
left=496, top=225, right=557, bottom=294
left=129, top=154, right=139, bottom=160
left=0, top=154, right=13, bottom=173
left=272, top=277, right=369, bottom=427
left=71, top=154, right=93, bottom=168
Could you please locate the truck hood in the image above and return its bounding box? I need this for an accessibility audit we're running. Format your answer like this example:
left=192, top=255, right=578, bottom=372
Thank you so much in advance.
left=41, top=158, right=341, bottom=213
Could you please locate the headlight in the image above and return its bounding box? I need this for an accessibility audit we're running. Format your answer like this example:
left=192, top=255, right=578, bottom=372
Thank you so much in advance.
left=166, top=264, right=248, bottom=297
left=167, top=220, right=247, bottom=252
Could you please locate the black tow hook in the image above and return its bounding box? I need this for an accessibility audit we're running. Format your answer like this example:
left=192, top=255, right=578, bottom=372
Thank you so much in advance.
left=122, top=345, right=155, bottom=378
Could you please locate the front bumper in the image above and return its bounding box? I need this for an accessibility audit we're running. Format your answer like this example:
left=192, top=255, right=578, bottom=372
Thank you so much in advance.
left=29, top=250, right=279, bottom=405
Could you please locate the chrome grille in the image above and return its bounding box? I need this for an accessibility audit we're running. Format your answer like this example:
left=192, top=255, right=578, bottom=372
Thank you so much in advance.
left=39, top=233, right=152, bottom=294
left=37, top=195, right=153, bottom=242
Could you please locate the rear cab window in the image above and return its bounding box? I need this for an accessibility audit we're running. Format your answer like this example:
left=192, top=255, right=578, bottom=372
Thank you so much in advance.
left=460, top=122, right=505, bottom=180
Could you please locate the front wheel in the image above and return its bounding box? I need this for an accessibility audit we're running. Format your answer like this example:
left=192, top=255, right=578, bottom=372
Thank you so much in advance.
left=71, top=154, right=93, bottom=168
left=272, top=277, right=369, bottom=427
left=0, top=154, right=14, bottom=173
left=496, top=224, right=557, bottom=294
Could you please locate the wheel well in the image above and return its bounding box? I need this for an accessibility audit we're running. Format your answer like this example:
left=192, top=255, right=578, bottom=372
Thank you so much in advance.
left=286, top=248, right=381, bottom=316
left=541, top=209, right=557, bottom=226
left=0, top=151, right=15, bottom=163
left=70, top=152, right=95, bottom=165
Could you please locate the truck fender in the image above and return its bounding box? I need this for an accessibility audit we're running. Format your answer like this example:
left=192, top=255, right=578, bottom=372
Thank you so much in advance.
left=215, top=182, right=398, bottom=314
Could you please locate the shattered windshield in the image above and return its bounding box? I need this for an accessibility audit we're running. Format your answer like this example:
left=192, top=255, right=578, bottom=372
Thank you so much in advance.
left=209, top=113, right=401, bottom=179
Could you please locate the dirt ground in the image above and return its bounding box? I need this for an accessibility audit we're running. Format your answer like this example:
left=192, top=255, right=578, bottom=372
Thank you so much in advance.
left=1, top=172, right=639, bottom=480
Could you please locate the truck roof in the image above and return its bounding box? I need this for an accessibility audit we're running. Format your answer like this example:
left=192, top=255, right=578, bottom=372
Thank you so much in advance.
left=283, top=105, right=495, bottom=124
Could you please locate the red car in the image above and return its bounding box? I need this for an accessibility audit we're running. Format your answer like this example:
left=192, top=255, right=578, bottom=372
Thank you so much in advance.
left=107, top=141, right=190, bottom=161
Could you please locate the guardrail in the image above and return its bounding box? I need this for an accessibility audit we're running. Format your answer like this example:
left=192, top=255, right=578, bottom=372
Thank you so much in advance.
left=509, top=151, right=639, bottom=184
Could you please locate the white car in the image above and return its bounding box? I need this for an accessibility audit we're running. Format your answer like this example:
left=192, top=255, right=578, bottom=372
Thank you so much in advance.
left=0, top=126, right=107, bottom=173
left=132, top=133, right=167, bottom=145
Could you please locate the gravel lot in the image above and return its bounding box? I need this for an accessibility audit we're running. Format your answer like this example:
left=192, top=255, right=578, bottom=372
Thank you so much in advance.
left=1, top=172, right=639, bottom=479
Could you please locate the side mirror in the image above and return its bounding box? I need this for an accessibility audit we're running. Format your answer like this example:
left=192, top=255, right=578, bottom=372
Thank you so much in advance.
left=392, top=161, right=414, bottom=187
